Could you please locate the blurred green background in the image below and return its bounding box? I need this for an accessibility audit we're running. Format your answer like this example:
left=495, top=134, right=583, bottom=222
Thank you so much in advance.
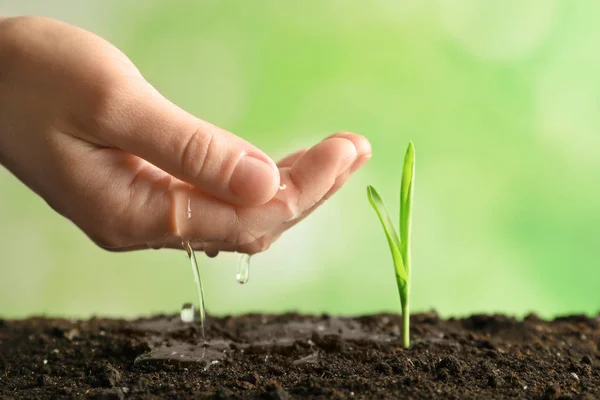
left=1, top=0, right=599, bottom=319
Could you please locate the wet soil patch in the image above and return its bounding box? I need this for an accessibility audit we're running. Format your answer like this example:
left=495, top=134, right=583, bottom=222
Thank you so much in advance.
left=1, top=313, right=599, bottom=399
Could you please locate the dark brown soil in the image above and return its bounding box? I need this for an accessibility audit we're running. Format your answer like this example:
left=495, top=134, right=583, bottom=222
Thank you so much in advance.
left=1, top=312, right=599, bottom=399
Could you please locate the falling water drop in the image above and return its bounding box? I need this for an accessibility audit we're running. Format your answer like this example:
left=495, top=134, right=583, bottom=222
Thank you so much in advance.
left=183, top=239, right=206, bottom=341
left=237, top=254, right=251, bottom=284
left=180, top=303, right=195, bottom=323
left=187, top=198, right=192, bottom=219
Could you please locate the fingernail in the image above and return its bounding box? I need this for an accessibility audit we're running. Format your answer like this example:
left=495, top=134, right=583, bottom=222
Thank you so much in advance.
left=230, top=154, right=278, bottom=202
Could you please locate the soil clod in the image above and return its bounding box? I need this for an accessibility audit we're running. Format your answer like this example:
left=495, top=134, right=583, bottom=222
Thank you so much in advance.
left=264, top=382, right=290, bottom=400
left=94, top=364, right=121, bottom=387
left=87, top=388, right=125, bottom=400
left=486, top=373, right=504, bottom=388
left=581, top=354, right=593, bottom=365
left=542, top=384, right=561, bottom=400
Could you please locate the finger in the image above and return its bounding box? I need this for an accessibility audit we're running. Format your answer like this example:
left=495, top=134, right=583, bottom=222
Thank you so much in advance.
left=283, top=136, right=358, bottom=212
left=277, top=148, right=308, bottom=168
left=278, top=168, right=353, bottom=234
left=96, top=82, right=279, bottom=206
left=238, top=232, right=282, bottom=255
left=325, top=132, right=372, bottom=170
left=275, top=134, right=372, bottom=233
left=232, top=134, right=368, bottom=252
left=272, top=133, right=370, bottom=224
left=277, top=132, right=371, bottom=170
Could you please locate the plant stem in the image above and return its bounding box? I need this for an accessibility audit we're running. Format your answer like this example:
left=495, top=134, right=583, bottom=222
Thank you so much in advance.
left=401, top=290, right=410, bottom=348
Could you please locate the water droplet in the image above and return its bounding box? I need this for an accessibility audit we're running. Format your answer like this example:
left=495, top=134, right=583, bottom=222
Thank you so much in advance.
left=236, top=254, right=251, bottom=284
left=183, top=239, right=206, bottom=342
left=187, top=198, right=192, bottom=219
left=180, top=303, right=195, bottom=323
left=279, top=184, right=287, bottom=190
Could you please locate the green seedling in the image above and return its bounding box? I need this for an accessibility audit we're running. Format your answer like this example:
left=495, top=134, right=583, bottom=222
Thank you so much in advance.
left=367, top=142, right=415, bottom=348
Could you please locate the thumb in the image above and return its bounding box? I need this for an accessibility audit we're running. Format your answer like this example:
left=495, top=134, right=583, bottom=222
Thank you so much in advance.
left=97, top=83, right=280, bottom=206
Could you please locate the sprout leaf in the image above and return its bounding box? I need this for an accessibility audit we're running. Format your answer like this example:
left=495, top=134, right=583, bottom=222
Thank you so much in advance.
left=367, top=141, right=415, bottom=348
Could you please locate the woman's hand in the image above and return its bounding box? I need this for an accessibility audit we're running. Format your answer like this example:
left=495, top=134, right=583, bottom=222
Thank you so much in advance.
left=0, top=16, right=371, bottom=255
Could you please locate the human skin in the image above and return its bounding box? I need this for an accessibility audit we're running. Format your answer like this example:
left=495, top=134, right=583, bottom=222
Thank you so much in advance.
left=0, top=16, right=371, bottom=256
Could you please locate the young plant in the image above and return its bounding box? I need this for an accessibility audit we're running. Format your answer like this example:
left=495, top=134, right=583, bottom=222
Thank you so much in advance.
left=367, top=142, right=415, bottom=348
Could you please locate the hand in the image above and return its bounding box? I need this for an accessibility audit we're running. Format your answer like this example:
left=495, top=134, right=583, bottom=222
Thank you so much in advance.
left=0, top=16, right=371, bottom=255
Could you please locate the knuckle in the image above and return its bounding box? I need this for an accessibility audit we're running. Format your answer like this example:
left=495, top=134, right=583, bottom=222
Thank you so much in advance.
left=245, top=236, right=272, bottom=255
left=232, top=213, right=271, bottom=247
left=282, top=199, right=300, bottom=221
left=256, top=236, right=272, bottom=253
left=236, top=230, right=259, bottom=246
left=180, top=127, right=215, bottom=181
left=272, top=191, right=301, bottom=222
left=220, top=208, right=246, bottom=245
